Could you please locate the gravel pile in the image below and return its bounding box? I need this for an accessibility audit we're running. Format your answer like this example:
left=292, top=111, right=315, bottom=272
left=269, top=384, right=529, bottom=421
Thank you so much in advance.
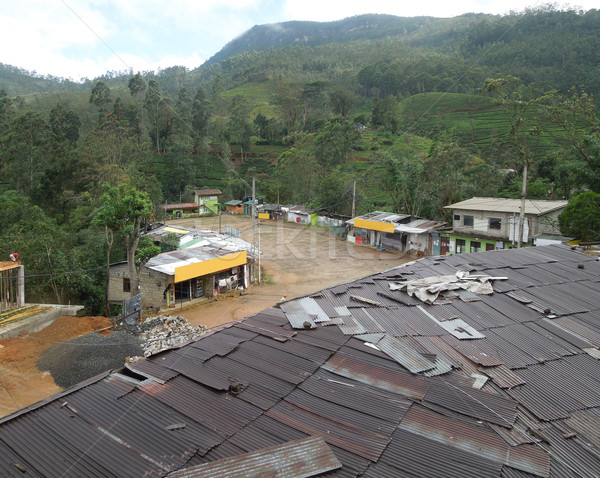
left=37, top=331, right=143, bottom=388
left=37, top=315, right=206, bottom=388
left=134, top=315, right=207, bottom=357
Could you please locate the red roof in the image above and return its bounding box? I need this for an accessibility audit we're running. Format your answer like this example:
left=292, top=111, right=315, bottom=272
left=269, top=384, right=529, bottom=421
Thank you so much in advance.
left=160, top=203, right=200, bottom=211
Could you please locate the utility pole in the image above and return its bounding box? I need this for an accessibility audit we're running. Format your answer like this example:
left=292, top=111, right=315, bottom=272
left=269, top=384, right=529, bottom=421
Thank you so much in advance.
left=518, top=166, right=528, bottom=248
left=351, top=181, right=356, bottom=218
left=251, top=177, right=256, bottom=283
left=258, top=218, right=261, bottom=283
left=218, top=203, right=222, bottom=234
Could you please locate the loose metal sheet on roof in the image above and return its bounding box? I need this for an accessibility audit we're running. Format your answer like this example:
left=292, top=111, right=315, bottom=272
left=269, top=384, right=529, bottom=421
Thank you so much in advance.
left=168, top=436, right=341, bottom=478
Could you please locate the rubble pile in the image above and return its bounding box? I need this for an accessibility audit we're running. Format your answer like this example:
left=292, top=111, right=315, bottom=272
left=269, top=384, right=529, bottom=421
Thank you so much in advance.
left=135, top=315, right=208, bottom=357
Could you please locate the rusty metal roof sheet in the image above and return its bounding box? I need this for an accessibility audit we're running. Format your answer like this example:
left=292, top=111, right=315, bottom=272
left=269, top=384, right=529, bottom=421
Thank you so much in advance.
left=168, top=436, right=341, bottom=478
left=369, top=427, right=502, bottom=477
left=322, top=352, right=430, bottom=400
left=375, top=334, right=436, bottom=373
left=424, top=380, right=518, bottom=427
left=399, top=405, right=550, bottom=476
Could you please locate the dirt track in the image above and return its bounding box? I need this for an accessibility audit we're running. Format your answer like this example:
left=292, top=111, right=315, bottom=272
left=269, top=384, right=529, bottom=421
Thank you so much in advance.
left=168, top=215, right=413, bottom=329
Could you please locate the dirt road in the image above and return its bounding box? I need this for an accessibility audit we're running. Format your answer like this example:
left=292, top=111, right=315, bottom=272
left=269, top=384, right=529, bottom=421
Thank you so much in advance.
left=167, top=215, right=414, bottom=329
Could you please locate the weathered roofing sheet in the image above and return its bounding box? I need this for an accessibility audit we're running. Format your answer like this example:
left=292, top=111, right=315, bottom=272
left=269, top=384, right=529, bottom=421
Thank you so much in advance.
left=168, top=436, right=341, bottom=478
left=1, top=244, right=600, bottom=477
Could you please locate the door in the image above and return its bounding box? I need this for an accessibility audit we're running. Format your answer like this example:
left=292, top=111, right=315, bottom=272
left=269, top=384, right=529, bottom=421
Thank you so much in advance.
left=431, top=233, right=441, bottom=256
left=440, top=236, right=450, bottom=255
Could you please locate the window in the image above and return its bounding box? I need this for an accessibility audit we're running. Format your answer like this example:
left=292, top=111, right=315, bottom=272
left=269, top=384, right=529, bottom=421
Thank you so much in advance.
left=463, top=215, right=474, bottom=227
left=470, top=241, right=481, bottom=253
left=489, top=217, right=502, bottom=230
left=453, top=214, right=460, bottom=221
left=123, top=278, right=131, bottom=293
left=456, top=239, right=466, bottom=253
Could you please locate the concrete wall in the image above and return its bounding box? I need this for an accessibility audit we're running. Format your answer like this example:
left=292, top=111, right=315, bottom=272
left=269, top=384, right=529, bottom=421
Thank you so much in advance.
left=0, top=304, right=85, bottom=339
left=108, top=263, right=170, bottom=310
left=452, top=209, right=509, bottom=240
left=452, top=208, right=563, bottom=242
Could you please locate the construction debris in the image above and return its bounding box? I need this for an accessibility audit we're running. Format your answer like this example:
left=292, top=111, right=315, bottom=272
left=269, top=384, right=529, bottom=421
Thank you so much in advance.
left=389, top=270, right=507, bottom=303
left=134, top=315, right=208, bottom=357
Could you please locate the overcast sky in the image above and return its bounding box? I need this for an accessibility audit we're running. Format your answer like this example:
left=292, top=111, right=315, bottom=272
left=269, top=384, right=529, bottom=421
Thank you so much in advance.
left=0, top=1, right=595, bottom=81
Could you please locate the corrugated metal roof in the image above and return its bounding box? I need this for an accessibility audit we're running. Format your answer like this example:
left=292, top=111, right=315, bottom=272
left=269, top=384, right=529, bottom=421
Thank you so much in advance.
left=168, top=436, right=341, bottom=478
left=399, top=405, right=550, bottom=476
left=371, top=427, right=503, bottom=477
left=375, top=334, right=436, bottom=373
left=479, top=365, right=526, bottom=389
left=445, top=197, right=567, bottom=215
left=3, top=244, right=600, bottom=477
left=194, top=189, right=222, bottom=196
left=322, top=352, right=430, bottom=401
left=424, top=381, right=518, bottom=427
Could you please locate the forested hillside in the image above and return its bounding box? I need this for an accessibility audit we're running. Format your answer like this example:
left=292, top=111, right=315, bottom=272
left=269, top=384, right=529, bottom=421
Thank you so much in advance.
left=1, top=6, right=599, bottom=312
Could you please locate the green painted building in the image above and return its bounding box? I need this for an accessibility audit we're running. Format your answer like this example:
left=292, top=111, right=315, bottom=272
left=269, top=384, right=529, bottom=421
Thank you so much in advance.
left=193, top=188, right=222, bottom=216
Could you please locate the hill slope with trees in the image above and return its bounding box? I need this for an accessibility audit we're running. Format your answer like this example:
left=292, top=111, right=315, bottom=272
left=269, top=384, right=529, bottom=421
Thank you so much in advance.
left=1, top=6, right=599, bottom=312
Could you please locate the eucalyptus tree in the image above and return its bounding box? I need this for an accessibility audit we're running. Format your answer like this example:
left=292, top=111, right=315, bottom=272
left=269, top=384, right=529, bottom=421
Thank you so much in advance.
left=89, top=81, right=112, bottom=115
left=144, top=79, right=165, bottom=152
left=191, top=86, right=210, bottom=151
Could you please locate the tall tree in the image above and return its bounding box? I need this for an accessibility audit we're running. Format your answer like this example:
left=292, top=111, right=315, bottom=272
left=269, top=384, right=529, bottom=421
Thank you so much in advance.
left=314, top=117, right=360, bottom=167
left=191, top=86, right=210, bottom=151
left=559, top=191, right=600, bottom=242
left=49, top=102, right=80, bottom=147
left=128, top=72, right=146, bottom=98
left=228, top=95, right=252, bottom=161
left=329, top=85, right=355, bottom=117
left=540, top=90, right=600, bottom=194
left=485, top=76, right=541, bottom=247
left=89, top=81, right=112, bottom=115
left=2, top=111, right=52, bottom=195
left=378, top=153, right=427, bottom=216
left=93, top=183, right=153, bottom=314
left=272, top=82, right=303, bottom=132
left=144, top=79, right=165, bottom=152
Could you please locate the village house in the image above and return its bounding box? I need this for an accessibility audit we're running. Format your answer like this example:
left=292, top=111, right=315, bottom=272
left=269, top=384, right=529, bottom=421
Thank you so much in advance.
left=346, top=211, right=445, bottom=255
left=4, top=244, right=600, bottom=476
left=442, top=197, right=568, bottom=254
left=144, top=224, right=193, bottom=246
left=193, top=188, right=222, bottom=215
left=108, top=229, right=253, bottom=310
left=159, top=202, right=200, bottom=219
left=283, top=205, right=311, bottom=225
left=258, top=203, right=283, bottom=220
left=242, top=197, right=263, bottom=216
left=223, top=199, right=243, bottom=214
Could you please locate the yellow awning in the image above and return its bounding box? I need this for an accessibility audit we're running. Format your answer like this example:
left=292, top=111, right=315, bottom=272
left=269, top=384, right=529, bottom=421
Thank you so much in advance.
left=174, top=251, right=247, bottom=283
left=353, top=218, right=395, bottom=233
left=164, top=226, right=190, bottom=235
